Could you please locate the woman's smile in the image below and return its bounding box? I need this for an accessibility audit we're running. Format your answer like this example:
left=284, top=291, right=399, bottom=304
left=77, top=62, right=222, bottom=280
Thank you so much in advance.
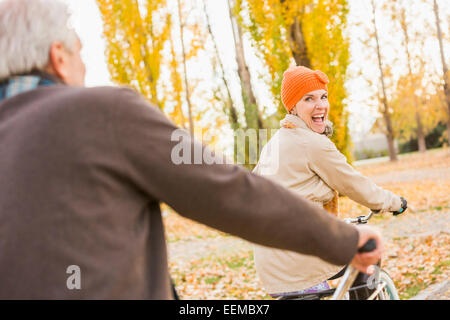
left=312, top=114, right=325, bottom=123
left=309, top=112, right=327, bottom=133
left=292, top=89, right=329, bottom=134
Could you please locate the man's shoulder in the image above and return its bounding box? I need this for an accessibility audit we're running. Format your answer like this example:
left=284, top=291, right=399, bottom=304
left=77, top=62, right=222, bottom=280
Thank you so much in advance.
left=79, top=85, right=140, bottom=100
left=34, top=85, right=161, bottom=118
left=46, top=85, right=142, bottom=107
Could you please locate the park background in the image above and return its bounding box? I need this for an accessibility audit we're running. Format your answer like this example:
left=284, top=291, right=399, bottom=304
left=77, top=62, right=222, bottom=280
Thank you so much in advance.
left=66, top=0, right=449, bottom=299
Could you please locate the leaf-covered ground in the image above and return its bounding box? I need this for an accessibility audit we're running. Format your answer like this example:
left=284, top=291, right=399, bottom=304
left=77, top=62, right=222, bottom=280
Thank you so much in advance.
left=164, top=148, right=450, bottom=300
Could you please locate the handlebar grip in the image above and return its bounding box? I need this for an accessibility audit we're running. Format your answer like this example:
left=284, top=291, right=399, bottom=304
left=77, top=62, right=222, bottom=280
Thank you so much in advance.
left=358, top=238, right=377, bottom=253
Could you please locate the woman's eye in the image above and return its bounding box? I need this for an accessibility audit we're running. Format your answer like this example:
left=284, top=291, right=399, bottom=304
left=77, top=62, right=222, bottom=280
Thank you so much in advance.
left=305, top=97, right=312, bottom=102
left=322, top=95, right=328, bottom=100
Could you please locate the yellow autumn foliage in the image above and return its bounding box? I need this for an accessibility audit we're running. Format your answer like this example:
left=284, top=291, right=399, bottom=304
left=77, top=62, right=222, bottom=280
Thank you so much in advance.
left=96, top=0, right=206, bottom=130
left=235, top=0, right=352, bottom=158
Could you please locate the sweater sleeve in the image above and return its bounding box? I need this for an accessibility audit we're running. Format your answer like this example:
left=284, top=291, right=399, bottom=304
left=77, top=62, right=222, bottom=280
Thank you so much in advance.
left=105, top=87, right=360, bottom=266
left=306, top=136, right=402, bottom=212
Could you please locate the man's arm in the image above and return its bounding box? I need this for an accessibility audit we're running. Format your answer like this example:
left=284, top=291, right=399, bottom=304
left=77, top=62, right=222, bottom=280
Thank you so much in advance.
left=108, top=88, right=359, bottom=266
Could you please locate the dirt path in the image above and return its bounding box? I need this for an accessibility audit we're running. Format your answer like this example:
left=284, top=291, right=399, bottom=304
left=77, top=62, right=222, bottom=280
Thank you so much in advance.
left=370, top=167, right=450, bottom=184
left=168, top=236, right=250, bottom=263
left=375, top=209, right=449, bottom=239
left=411, top=280, right=450, bottom=300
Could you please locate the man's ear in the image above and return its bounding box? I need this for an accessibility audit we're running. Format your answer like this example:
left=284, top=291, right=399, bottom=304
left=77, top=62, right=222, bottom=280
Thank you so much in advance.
left=46, top=42, right=69, bottom=82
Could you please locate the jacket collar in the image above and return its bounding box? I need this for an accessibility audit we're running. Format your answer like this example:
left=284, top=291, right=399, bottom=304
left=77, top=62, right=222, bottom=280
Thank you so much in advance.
left=280, top=113, right=334, bottom=137
left=280, top=114, right=309, bottom=130
left=0, top=70, right=63, bottom=102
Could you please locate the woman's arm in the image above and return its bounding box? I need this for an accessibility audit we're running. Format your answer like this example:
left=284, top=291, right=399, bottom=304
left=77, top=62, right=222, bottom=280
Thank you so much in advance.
left=306, top=136, right=402, bottom=212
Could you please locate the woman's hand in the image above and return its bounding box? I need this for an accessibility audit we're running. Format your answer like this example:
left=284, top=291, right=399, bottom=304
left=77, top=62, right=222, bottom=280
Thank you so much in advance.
left=350, top=225, right=384, bottom=274
left=392, top=196, right=408, bottom=215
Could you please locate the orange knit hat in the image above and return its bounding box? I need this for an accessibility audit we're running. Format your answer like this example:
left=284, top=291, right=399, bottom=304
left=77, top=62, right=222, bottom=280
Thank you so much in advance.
left=281, top=66, right=329, bottom=111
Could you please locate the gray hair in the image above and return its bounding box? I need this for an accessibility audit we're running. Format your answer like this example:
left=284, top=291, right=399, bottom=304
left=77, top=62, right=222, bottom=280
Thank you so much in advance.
left=0, top=0, right=78, bottom=80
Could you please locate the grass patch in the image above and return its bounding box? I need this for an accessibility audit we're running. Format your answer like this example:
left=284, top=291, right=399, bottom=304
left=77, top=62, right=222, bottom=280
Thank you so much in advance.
left=431, top=205, right=450, bottom=211
left=204, top=276, right=224, bottom=285
left=432, top=260, right=450, bottom=275
left=402, top=283, right=427, bottom=300
left=438, top=260, right=450, bottom=267
left=225, top=256, right=248, bottom=269
left=392, top=236, right=408, bottom=241
left=399, top=272, right=428, bottom=300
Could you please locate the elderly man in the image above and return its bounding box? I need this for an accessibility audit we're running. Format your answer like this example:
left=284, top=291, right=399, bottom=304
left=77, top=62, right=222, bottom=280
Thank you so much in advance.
left=0, top=0, right=382, bottom=299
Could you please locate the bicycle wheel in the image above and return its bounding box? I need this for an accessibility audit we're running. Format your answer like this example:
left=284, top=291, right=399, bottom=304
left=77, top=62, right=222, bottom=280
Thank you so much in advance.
left=376, top=269, right=400, bottom=300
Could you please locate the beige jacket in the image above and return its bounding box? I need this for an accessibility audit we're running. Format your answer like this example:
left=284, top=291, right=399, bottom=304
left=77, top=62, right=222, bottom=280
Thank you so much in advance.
left=253, top=114, right=402, bottom=294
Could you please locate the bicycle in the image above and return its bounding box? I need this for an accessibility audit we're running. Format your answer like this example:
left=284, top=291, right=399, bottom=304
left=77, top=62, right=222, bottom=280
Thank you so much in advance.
left=277, top=210, right=401, bottom=300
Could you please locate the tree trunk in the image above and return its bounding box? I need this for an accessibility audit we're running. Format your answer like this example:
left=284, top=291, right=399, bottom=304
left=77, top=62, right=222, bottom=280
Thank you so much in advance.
left=287, top=16, right=311, bottom=68
left=433, top=0, right=450, bottom=145
left=382, top=96, right=398, bottom=161
left=169, top=33, right=187, bottom=129
left=177, top=0, right=194, bottom=137
left=371, top=0, right=397, bottom=161
left=399, top=5, right=426, bottom=152
left=202, top=0, right=239, bottom=131
left=415, top=111, right=427, bottom=152
left=227, top=0, right=263, bottom=130
left=281, top=1, right=311, bottom=68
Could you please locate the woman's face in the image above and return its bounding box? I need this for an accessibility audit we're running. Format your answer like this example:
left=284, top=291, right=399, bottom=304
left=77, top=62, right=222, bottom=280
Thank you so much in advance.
left=291, top=89, right=329, bottom=134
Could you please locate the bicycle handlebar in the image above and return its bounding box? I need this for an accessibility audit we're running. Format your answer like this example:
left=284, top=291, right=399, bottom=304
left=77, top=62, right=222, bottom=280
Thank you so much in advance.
left=345, top=203, right=406, bottom=225
left=344, top=210, right=378, bottom=224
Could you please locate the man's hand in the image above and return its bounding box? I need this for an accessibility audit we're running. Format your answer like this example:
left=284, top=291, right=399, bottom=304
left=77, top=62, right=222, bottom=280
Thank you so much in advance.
left=350, top=225, right=384, bottom=274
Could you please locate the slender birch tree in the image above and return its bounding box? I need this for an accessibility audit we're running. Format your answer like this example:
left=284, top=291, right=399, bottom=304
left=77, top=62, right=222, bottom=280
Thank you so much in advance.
left=370, top=0, right=397, bottom=161
left=392, top=0, right=427, bottom=152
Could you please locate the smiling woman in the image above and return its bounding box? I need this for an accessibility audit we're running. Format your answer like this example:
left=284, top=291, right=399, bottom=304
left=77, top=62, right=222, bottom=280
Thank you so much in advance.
left=252, top=65, right=406, bottom=300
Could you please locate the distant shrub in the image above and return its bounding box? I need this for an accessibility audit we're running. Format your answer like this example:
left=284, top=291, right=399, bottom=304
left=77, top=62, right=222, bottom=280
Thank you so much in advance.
left=354, top=149, right=388, bottom=160
left=399, top=122, right=448, bottom=154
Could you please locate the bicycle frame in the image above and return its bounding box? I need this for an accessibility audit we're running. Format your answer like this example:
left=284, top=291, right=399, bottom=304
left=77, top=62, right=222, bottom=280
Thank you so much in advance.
left=331, top=265, right=360, bottom=300
left=331, top=210, right=380, bottom=300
